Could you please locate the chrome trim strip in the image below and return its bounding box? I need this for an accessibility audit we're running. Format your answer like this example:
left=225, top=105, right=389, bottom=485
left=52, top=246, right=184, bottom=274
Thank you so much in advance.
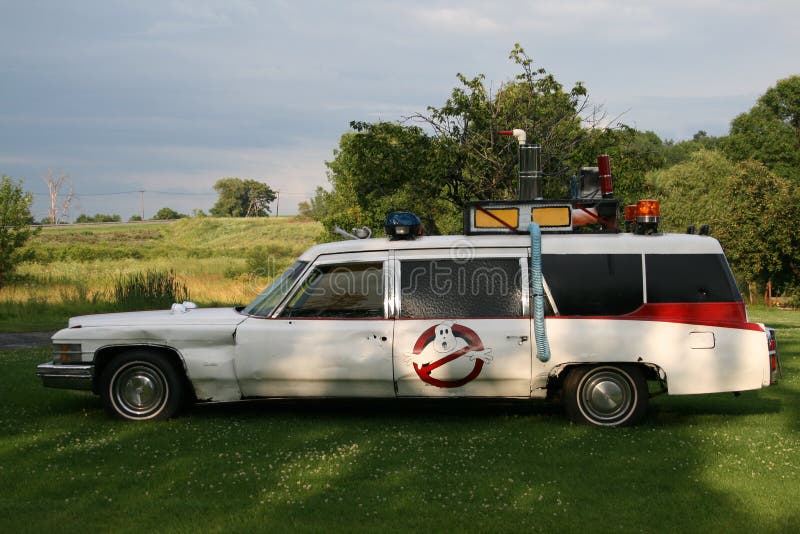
left=519, top=256, right=530, bottom=317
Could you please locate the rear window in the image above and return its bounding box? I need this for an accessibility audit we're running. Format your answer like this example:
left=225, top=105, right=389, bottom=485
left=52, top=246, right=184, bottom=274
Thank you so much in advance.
left=543, top=254, right=643, bottom=316
left=645, top=254, right=741, bottom=303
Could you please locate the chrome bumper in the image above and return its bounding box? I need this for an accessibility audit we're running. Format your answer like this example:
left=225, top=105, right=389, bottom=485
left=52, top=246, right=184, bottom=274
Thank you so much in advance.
left=36, top=362, right=94, bottom=391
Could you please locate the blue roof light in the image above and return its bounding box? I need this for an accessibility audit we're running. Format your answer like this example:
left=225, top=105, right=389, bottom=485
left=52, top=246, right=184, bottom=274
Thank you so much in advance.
left=384, top=211, right=423, bottom=240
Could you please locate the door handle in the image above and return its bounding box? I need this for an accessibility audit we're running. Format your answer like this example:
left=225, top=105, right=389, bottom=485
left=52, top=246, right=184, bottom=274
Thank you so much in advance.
left=506, top=335, right=529, bottom=345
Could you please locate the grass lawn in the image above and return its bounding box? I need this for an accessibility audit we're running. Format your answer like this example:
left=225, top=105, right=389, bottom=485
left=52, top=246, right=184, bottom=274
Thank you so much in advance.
left=1, top=308, right=798, bottom=532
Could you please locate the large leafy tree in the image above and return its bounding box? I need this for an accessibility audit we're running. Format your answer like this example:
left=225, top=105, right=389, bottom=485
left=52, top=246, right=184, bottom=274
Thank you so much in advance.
left=319, top=45, right=654, bottom=236
left=724, top=75, right=800, bottom=182
left=572, top=127, right=665, bottom=204
left=0, top=176, right=38, bottom=287
left=322, top=121, right=457, bottom=235
left=409, top=44, right=591, bottom=204
left=646, top=151, right=800, bottom=293
left=210, top=178, right=277, bottom=217
left=710, top=160, right=800, bottom=290
left=646, top=150, right=734, bottom=233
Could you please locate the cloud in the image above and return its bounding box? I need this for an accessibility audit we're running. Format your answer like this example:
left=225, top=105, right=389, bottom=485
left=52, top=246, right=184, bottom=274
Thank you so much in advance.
left=21, top=142, right=331, bottom=220
left=2, top=0, right=799, bottom=222
left=411, top=7, right=500, bottom=33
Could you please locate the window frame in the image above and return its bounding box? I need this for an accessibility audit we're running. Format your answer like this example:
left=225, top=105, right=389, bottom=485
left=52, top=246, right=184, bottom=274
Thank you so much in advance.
left=541, top=253, right=645, bottom=317
left=273, top=252, right=391, bottom=320
left=644, top=252, right=743, bottom=304
left=392, top=248, right=529, bottom=320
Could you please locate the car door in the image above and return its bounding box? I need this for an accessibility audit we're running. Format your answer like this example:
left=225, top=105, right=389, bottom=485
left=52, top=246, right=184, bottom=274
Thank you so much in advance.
left=234, top=252, right=394, bottom=397
left=392, top=248, right=532, bottom=397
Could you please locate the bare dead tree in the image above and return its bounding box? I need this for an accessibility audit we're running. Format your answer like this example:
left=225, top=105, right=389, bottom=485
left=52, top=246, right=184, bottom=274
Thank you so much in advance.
left=44, top=169, right=74, bottom=224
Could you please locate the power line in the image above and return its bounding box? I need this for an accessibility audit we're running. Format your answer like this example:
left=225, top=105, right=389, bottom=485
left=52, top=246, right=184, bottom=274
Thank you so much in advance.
left=32, top=189, right=311, bottom=197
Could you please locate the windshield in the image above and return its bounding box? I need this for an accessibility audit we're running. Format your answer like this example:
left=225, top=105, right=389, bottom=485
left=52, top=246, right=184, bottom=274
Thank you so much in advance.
left=241, top=260, right=308, bottom=317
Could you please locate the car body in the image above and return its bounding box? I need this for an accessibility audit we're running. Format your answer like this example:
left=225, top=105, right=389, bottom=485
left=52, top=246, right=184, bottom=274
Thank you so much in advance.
left=37, top=228, right=779, bottom=427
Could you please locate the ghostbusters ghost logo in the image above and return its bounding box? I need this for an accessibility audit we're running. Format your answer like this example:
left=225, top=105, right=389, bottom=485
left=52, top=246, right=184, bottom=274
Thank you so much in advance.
left=405, top=322, right=493, bottom=388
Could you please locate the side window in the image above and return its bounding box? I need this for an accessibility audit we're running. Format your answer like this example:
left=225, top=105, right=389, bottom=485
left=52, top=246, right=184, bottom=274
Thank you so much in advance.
left=646, top=254, right=741, bottom=303
left=543, top=254, right=643, bottom=316
left=400, top=258, right=523, bottom=319
left=280, top=262, right=384, bottom=318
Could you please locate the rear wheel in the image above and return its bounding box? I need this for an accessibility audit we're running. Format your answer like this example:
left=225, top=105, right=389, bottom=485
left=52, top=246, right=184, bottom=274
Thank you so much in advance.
left=100, top=350, right=185, bottom=421
left=563, top=365, right=647, bottom=427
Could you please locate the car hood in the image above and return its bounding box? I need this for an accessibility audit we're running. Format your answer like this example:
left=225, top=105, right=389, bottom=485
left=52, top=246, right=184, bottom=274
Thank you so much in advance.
left=66, top=307, right=248, bottom=328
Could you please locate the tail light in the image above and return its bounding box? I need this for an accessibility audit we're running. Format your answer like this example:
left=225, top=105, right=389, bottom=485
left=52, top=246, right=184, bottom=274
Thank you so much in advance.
left=767, top=328, right=781, bottom=384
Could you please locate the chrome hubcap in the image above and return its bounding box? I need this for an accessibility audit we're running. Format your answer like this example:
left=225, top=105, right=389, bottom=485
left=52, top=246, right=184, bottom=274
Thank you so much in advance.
left=112, top=363, right=167, bottom=417
left=580, top=369, right=634, bottom=423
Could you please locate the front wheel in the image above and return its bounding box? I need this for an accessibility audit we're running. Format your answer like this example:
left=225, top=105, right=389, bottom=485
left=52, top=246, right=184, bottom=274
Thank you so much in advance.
left=100, top=350, right=185, bottom=421
left=563, top=365, right=647, bottom=427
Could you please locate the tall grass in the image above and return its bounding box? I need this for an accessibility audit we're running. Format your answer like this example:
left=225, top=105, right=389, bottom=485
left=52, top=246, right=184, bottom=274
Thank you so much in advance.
left=112, top=270, right=189, bottom=311
left=0, top=217, right=323, bottom=331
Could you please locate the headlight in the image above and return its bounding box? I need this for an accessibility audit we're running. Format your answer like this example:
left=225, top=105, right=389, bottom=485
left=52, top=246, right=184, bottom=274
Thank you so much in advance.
left=52, top=343, right=83, bottom=363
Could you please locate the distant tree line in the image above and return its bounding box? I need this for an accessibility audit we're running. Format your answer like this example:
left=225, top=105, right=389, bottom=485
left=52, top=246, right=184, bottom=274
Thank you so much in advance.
left=0, top=176, right=279, bottom=287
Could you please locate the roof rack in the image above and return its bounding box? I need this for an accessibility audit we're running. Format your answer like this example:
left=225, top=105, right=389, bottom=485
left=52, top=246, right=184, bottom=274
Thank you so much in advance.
left=463, top=198, right=620, bottom=235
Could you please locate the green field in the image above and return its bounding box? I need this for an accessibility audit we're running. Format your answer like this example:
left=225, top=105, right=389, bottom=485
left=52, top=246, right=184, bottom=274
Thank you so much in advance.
left=0, top=307, right=798, bottom=532
left=0, top=217, right=323, bottom=332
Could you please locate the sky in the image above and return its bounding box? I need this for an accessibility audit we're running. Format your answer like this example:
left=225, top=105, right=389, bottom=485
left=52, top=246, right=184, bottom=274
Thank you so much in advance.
left=1, top=0, right=798, bottom=221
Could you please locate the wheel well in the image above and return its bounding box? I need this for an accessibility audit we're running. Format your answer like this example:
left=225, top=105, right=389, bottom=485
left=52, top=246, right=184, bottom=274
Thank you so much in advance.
left=92, top=345, right=189, bottom=395
left=547, top=362, right=663, bottom=398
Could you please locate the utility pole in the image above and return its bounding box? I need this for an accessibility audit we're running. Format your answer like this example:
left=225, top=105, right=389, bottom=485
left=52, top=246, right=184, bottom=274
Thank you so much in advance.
left=275, top=190, right=280, bottom=217
left=139, top=190, right=145, bottom=220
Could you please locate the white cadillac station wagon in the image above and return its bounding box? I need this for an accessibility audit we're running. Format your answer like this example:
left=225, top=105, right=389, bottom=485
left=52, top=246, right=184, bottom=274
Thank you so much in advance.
left=36, top=199, right=780, bottom=427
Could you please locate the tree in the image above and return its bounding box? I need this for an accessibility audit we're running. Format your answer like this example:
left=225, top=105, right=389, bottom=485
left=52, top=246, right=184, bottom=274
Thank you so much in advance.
left=710, top=160, right=800, bottom=291
left=129, top=215, right=143, bottom=222
left=0, top=176, right=38, bottom=286
left=320, top=45, right=659, bottom=237
left=43, top=169, right=73, bottom=224
left=724, top=76, right=800, bottom=182
left=646, top=150, right=735, bottom=233
left=646, top=151, right=800, bottom=294
left=408, top=44, right=594, bottom=205
left=571, top=127, right=665, bottom=204
left=152, top=207, right=186, bottom=220
left=76, top=213, right=122, bottom=223
left=210, top=178, right=276, bottom=217
left=324, top=121, right=456, bottom=235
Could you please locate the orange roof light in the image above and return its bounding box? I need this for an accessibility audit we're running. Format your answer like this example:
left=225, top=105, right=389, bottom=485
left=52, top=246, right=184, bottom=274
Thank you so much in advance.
left=636, top=199, right=660, bottom=219
left=624, top=204, right=638, bottom=222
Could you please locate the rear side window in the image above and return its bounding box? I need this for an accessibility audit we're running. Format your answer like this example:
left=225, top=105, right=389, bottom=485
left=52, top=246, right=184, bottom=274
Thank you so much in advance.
left=646, top=254, right=741, bottom=303
left=400, top=258, right=523, bottom=319
left=543, top=254, right=643, bottom=316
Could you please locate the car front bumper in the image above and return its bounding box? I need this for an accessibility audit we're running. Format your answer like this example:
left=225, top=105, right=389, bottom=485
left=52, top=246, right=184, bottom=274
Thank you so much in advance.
left=36, top=362, right=94, bottom=391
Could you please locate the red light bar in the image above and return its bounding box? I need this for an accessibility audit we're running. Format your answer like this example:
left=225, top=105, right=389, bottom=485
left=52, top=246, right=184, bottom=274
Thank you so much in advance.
left=598, top=154, right=613, bottom=198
